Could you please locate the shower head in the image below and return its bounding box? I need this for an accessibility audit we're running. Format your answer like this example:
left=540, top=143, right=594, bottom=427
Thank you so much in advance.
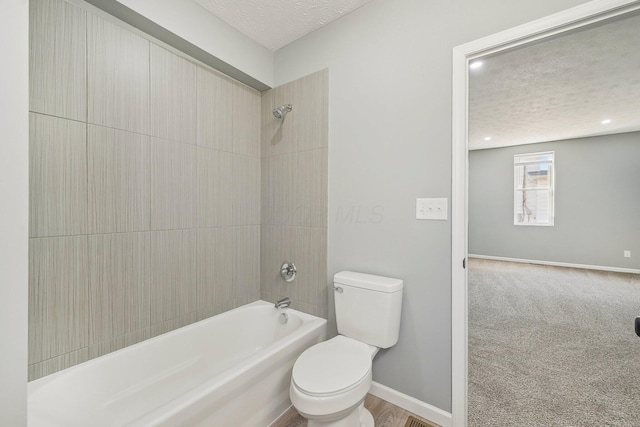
left=273, top=104, right=293, bottom=119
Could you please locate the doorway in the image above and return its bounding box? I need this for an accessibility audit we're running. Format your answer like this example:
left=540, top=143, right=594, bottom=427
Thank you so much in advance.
left=451, top=1, right=640, bottom=426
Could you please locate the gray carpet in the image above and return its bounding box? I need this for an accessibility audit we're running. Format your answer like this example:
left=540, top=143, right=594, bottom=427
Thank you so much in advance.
left=469, top=259, right=640, bottom=426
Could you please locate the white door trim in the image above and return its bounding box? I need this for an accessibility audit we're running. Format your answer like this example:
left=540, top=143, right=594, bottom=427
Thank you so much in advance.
left=451, top=1, right=640, bottom=425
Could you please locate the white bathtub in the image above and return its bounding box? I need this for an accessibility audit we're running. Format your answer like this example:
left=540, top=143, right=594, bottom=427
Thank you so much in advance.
left=28, top=300, right=326, bottom=426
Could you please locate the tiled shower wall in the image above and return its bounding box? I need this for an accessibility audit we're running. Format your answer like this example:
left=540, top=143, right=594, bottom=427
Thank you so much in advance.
left=260, top=71, right=329, bottom=318
left=28, top=0, right=261, bottom=379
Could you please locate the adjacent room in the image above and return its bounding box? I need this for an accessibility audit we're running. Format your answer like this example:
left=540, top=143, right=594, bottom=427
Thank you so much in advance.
left=467, top=11, right=640, bottom=426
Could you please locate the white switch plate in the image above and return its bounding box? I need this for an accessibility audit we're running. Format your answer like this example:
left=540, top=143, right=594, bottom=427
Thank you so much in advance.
left=624, top=250, right=631, bottom=258
left=416, top=198, right=448, bottom=220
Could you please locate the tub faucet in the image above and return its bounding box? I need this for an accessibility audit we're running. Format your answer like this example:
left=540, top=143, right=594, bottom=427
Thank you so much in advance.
left=275, top=297, right=291, bottom=309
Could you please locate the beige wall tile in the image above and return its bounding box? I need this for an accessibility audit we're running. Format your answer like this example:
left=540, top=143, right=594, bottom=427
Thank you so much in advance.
left=261, top=70, right=328, bottom=158
left=29, top=0, right=86, bottom=121
left=260, top=286, right=272, bottom=305
left=260, top=225, right=297, bottom=303
left=88, top=327, right=151, bottom=360
left=261, top=153, right=297, bottom=226
left=196, top=227, right=235, bottom=314
left=260, top=89, right=277, bottom=158
left=30, top=113, right=87, bottom=237
left=197, top=148, right=233, bottom=228
left=235, top=225, right=260, bottom=306
left=261, top=86, right=297, bottom=158
left=88, top=126, right=150, bottom=233
left=29, top=0, right=337, bottom=378
left=87, top=14, right=150, bottom=134
left=233, top=82, right=261, bottom=157
left=150, top=138, right=197, bottom=230
left=149, top=312, right=198, bottom=338
left=295, top=227, right=328, bottom=310
left=29, top=236, right=89, bottom=364
left=295, top=148, right=328, bottom=227
left=290, top=70, right=329, bottom=152
left=196, top=67, right=233, bottom=151
left=88, top=233, right=150, bottom=345
left=294, top=301, right=327, bottom=320
left=149, top=230, right=197, bottom=324
left=150, top=44, right=196, bottom=144
left=233, top=154, right=260, bottom=226
left=196, top=305, right=219, bottom=322
left=259, top=71, right=329, bottom=318
left=28, top=348, right=89, bottom=381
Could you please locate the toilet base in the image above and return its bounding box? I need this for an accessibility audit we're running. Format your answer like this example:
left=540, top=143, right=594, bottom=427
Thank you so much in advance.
left=306, top=403, right=374, bottom=427
left=360, top=407, right=374, bottom=427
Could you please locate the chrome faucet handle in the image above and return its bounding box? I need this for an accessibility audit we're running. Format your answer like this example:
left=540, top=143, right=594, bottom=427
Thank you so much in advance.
left=280, top=261, right=297, bottom=282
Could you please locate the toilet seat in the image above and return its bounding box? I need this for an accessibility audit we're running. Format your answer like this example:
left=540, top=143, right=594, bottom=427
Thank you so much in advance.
left=290, top=336, right=374, bottom=420
left=292, top=335, right=372, bottom=397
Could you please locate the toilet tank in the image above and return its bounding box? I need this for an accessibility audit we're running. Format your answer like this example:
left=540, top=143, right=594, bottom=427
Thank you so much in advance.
left=334, top=271, right=403, bottom=349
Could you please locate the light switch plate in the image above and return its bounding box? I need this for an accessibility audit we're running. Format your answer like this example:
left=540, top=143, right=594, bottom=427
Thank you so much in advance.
left=416, top=198, right=448, bottom=220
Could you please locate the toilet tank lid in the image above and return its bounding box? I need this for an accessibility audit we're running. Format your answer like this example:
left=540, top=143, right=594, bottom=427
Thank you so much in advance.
left=334, top=271, right=403, bottom=293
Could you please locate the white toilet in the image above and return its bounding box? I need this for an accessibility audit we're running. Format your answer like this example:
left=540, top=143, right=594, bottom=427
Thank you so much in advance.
left=290, top=271, right=403, bottom=427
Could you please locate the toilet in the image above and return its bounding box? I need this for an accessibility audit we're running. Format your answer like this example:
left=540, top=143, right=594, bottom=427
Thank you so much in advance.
left=290, top=271, right=403, bottom=427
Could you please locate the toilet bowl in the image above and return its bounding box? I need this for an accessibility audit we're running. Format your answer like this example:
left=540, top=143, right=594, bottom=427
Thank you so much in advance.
left=289, top=271, right=403, bottom=427
left=290, top=336, right=377, bottom=426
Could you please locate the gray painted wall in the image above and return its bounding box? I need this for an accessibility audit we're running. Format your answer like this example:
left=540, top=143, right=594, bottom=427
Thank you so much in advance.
left=469, top=132, right=640, bottom=270
left=273, top=0, right=589, bottom=413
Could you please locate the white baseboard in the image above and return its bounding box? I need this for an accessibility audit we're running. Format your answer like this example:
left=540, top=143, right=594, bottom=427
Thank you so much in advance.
left=469, top=254, right=640, bottom=275
left=369, top=382, right=452, bottom=427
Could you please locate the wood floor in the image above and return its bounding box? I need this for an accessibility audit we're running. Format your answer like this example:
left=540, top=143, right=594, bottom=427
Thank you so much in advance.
left=271, top=394, right=439, bottom=427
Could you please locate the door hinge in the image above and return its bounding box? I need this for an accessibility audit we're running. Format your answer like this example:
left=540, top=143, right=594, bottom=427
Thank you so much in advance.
left=463, top=258, right=466, bottom=269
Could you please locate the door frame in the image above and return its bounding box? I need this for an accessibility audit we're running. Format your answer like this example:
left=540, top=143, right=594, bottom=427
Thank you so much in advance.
left=451, top=1, right=640, bottom=425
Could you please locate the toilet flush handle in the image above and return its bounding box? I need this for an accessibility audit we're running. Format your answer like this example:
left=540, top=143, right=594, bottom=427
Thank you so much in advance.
left=334, top=286, right=343, bottom=293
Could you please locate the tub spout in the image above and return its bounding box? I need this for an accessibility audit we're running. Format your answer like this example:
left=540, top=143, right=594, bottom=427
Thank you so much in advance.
left=275, top=297, right=291, bottom=309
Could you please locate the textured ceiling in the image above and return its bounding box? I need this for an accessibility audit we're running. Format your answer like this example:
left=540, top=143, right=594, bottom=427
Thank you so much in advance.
left=193, top=0, right=374, bottom=51
left=469, top=13, right=640, bottom=150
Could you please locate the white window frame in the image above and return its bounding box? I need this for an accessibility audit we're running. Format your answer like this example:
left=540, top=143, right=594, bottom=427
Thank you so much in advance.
left=514, top=151, right=555, bottom=226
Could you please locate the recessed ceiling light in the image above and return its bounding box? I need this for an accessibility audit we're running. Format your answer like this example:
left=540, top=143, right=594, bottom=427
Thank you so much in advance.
left=470, top=61, right=483, bottom=70
left=484, top=136, right=492, bottom=141
left=601, top=119, right=612, bottom=124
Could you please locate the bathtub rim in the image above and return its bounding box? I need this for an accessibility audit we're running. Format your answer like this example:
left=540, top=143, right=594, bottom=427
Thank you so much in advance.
left=128, top=305, right=327, bottom=426
left=28, top=300, right=327, bottom=426
left=29, top=300, right=325, bottom=386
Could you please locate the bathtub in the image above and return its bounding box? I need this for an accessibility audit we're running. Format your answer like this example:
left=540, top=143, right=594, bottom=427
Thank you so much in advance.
left=28, top=300, right=326, bottom=426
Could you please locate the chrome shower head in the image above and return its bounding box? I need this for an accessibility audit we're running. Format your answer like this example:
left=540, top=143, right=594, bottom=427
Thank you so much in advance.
left=273, top=104, right=293, bottom=119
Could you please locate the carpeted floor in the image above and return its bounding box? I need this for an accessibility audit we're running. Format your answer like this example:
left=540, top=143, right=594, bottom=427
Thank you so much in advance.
left=469, top=258, right=640, bottom=426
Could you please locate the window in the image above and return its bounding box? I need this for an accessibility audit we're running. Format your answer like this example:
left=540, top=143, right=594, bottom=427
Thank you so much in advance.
left=514, top=151, right=554, bottom=226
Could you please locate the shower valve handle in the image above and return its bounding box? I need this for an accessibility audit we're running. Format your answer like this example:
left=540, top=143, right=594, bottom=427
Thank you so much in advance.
left=280, top=261, right=297, bottom=282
